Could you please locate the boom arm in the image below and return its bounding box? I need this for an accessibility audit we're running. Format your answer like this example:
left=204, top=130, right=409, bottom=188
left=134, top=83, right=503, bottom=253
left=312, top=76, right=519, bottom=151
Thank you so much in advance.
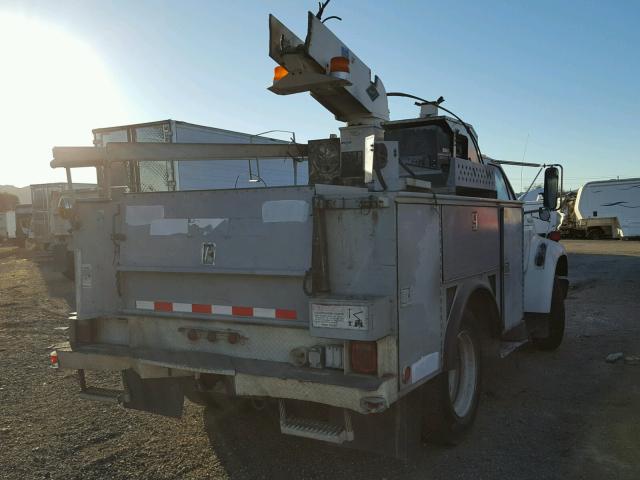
left=268, top=12, right=389, bottom=126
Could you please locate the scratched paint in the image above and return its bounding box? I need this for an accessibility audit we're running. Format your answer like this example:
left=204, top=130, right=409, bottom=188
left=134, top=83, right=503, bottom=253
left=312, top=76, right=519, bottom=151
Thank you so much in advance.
left=262, top=200, right=310, bottom=223
left=125, top=205, right=165, bottom=226
left=410, top=352, right=440, bottom=383
left=149, top=219, right=188, bottom=236
left=188, top=218, right=227, bottom=235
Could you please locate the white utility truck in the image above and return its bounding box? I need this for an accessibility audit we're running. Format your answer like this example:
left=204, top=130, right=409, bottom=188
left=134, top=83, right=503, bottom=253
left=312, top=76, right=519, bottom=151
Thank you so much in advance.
left=50, top=7, right=568, bottom=457
left=560, top=178, right=640, bottom=239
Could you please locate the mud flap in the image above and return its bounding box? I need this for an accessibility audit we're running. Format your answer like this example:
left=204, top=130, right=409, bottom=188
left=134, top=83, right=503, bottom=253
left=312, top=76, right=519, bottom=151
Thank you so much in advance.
left=345, top=387, right=423, bottom=460
left=52, top=244, right=67, bottom=272
left=122, top=369, right=189, bottom=418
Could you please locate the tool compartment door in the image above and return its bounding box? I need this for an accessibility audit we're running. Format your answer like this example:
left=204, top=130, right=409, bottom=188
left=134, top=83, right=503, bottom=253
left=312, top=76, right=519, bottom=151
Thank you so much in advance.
left=501, top=206, right=524, bottom=330
left=116, top=186, right=314, bottom=325
left=397, top=203, right=443, bottom=389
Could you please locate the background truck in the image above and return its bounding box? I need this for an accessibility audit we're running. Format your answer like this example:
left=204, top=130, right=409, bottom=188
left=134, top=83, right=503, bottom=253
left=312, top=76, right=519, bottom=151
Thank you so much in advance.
left=50, top=7, right=568, bottom=458
left=29, top=182, right=97, bottom=278
left=559, top=178, right=640, bottom=239
left=14, top=204, right=32, bottom=247
left=30, top=182, right=96, bottom=250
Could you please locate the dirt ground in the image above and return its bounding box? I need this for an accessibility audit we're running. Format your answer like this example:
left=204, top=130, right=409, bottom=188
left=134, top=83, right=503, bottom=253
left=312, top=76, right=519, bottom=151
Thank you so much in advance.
left=0, top=240, right=639, bottom=480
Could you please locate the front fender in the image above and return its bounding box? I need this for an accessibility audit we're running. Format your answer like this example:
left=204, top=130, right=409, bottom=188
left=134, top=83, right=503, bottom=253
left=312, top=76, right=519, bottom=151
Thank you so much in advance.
left=524, top=236, right=567, bottom=313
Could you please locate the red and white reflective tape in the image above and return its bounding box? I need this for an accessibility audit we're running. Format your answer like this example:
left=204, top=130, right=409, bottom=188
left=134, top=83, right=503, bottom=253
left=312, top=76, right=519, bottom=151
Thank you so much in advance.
left=135, top=300, right=297, bottom=320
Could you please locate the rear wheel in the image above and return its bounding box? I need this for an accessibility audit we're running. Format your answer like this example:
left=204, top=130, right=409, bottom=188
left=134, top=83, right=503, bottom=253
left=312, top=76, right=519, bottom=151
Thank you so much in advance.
left=423, top=311, right=482, bottom=445
left=533, top=277, right=565, bottom=351
left=586, top=227, right=603, bottom=240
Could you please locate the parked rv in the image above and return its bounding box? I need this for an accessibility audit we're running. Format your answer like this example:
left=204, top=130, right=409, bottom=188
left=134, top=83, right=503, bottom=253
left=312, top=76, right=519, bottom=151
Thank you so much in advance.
left=560, top=178, right=640, bottom=239
left=50, top=8, right=568, bottom=458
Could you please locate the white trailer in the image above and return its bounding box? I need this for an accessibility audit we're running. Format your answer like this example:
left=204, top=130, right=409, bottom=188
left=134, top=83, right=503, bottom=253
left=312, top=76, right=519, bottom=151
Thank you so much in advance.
left=93, top=120, right=308, bottom=192
left=572, top=178, right=640, bottom=238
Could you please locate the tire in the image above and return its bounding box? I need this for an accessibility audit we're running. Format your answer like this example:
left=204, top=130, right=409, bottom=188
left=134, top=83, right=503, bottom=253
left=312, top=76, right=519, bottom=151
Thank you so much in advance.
left=586, top=228, right=603, bottom=240
left=185, top=389, right=217, bottom=407
left=423, top=311, right=482, bottom=445
left=533, top=277, right=565, bottom=351
left=185, top=389, right=234, bottom=409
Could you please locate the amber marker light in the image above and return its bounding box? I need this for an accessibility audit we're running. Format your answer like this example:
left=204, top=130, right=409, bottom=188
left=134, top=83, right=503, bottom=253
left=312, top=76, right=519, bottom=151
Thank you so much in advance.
left=273, top=65, right=288, bottom=82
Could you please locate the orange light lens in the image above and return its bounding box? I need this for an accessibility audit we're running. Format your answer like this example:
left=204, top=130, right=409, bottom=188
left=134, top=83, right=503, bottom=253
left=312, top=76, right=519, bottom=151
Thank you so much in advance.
left=273, top=65, right=288, bottom=82
left=350, top=341, right=377, bottom=375
left=402, top=366, right=411, bottom=384
left=329, top=56, right=350, bottom=73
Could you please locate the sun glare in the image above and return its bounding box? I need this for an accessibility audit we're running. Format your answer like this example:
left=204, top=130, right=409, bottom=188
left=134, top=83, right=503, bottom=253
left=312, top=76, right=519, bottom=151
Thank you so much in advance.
left=0, top=12, right=127, bottom=186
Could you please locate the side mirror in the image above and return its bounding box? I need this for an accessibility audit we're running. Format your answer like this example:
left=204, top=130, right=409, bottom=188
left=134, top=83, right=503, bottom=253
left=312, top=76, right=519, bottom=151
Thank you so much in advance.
left=543, top=167, right=559, bottom=210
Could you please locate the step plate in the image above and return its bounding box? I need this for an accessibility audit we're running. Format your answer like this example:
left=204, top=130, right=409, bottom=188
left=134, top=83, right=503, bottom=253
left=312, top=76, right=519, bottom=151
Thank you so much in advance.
left=280, top=416, right=353, bottom=444
left=499, top=339, right=528, bottom=358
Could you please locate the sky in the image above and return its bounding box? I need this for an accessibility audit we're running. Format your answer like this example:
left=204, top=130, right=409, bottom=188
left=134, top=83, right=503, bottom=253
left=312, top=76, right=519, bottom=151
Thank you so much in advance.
left=0, top=0, right=638, bottom=190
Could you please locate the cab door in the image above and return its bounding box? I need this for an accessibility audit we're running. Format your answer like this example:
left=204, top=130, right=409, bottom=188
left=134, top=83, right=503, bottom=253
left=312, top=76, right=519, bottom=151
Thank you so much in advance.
left=491, top=165, right=524, bottom=332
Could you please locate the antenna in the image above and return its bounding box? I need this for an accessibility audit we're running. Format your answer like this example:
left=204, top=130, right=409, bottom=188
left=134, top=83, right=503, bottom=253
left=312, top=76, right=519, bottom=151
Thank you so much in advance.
left=520, top=133, right=529, bottom=192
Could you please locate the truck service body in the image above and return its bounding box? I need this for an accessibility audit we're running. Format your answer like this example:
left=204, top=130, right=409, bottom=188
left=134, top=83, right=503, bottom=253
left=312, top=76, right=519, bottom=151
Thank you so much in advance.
left=50, top=9, right=568, bottom=457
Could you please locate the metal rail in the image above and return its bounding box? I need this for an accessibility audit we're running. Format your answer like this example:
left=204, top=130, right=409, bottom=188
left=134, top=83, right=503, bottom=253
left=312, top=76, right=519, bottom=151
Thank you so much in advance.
left=50, top=142, right=308, bottom=169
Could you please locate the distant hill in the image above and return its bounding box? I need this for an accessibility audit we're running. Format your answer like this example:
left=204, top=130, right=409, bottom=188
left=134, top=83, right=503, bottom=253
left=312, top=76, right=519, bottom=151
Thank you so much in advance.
left=0, top=185, right=31, bottom=205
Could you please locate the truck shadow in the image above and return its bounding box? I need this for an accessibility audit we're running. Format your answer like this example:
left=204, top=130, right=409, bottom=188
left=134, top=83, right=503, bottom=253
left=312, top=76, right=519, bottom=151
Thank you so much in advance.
left=201, top=404, right=419, bottom=479
left=31, top=251, right=75, bottom=307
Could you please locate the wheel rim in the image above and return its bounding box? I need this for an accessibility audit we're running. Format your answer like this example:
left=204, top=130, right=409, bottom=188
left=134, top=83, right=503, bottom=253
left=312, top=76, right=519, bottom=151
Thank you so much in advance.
left=448, top=329, right=478, bottom=418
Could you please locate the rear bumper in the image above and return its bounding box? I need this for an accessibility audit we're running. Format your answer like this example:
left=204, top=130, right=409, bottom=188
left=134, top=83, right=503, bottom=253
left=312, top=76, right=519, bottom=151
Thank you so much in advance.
left=55, top=343, right=398, bottom=414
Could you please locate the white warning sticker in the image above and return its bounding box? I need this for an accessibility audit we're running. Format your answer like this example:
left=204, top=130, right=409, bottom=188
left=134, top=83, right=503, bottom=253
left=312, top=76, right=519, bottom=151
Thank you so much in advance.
left=80, top=264, right=92, bottom=289
left=311, top=304, right=368, bottom=330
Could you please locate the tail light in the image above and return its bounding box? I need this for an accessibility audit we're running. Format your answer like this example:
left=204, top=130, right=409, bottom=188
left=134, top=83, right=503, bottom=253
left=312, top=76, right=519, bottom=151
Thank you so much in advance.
left=350, top=341, right=377, bottom=375
left=49, top=351, right=59, bottom=369
left=73, top=320, right=96, bottom=344
left=548, top=231, right=561, bottom=242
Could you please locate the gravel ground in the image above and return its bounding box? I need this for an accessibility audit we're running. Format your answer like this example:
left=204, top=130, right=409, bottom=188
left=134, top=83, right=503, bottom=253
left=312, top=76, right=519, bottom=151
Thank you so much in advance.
left=0, top=240, right=639, bottom=479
